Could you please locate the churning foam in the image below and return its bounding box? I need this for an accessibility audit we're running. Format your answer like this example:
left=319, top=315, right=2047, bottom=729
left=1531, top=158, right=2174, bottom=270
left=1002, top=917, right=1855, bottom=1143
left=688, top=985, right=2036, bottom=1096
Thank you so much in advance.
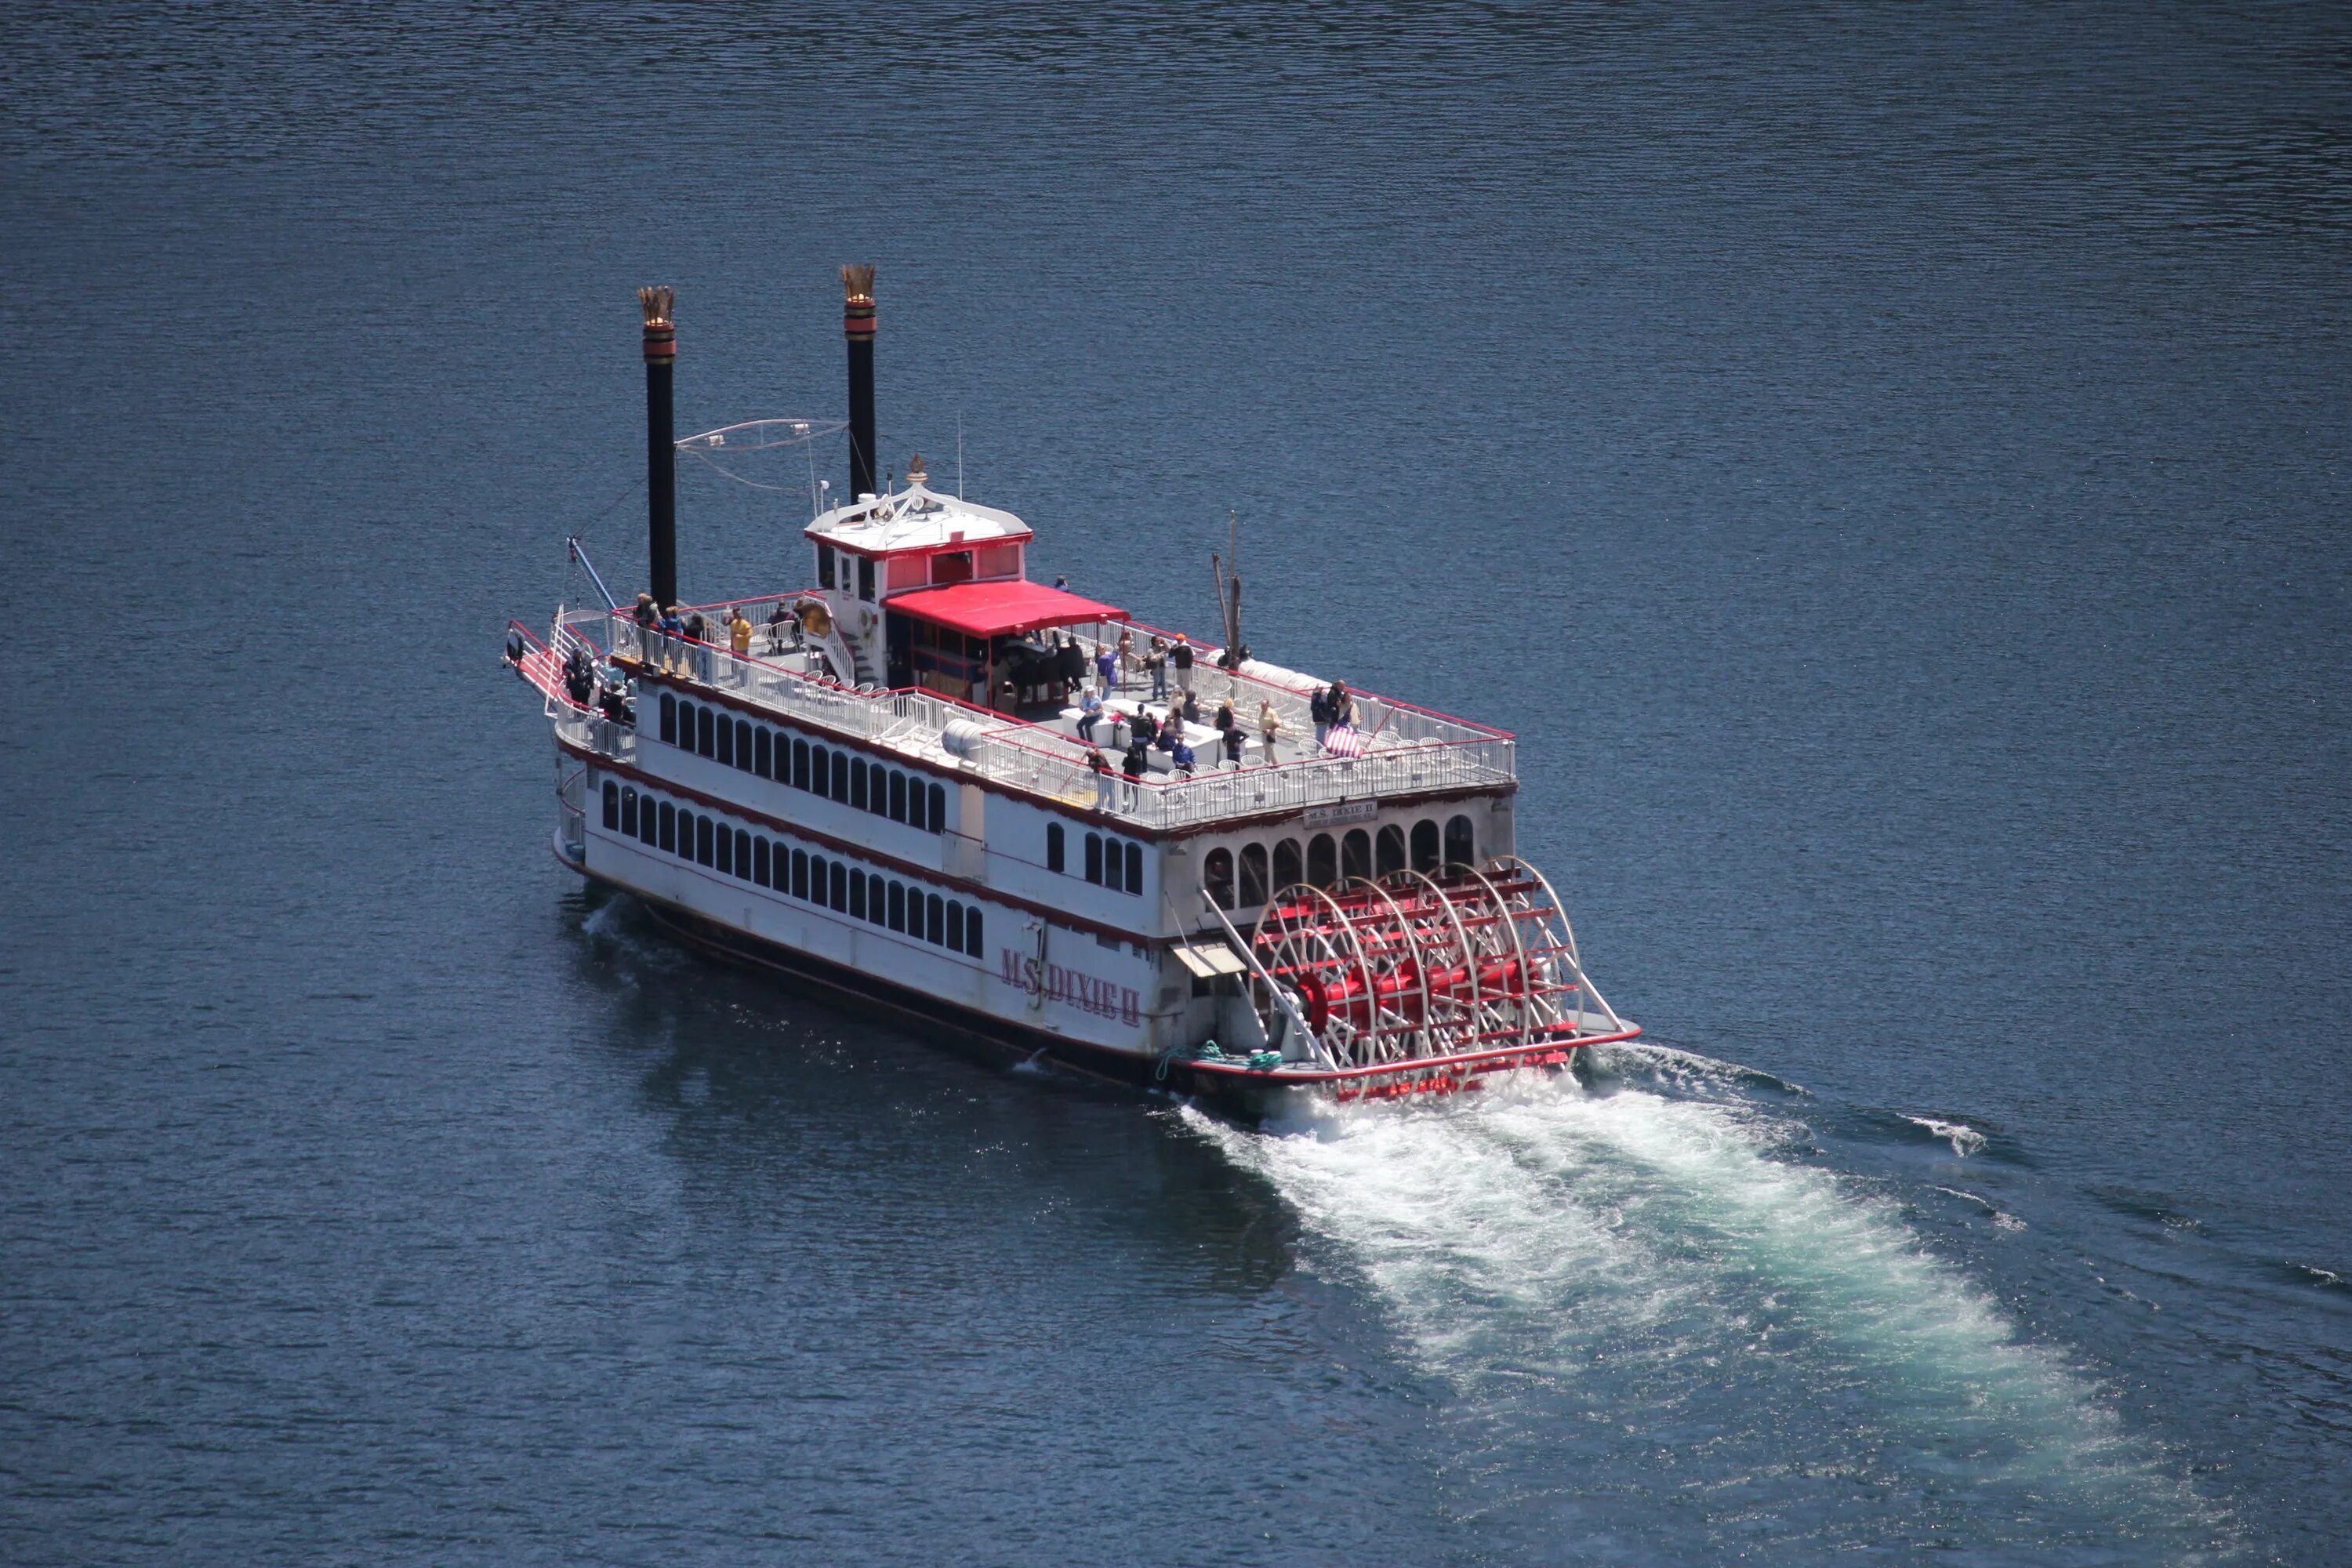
left=1184, top=1060, right=2217, bottom=1549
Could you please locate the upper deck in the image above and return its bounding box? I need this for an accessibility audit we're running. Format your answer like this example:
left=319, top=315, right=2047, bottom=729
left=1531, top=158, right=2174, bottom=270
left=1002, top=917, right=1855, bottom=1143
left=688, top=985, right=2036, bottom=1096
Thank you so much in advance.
left=546, top=598, right=1515, bottom=833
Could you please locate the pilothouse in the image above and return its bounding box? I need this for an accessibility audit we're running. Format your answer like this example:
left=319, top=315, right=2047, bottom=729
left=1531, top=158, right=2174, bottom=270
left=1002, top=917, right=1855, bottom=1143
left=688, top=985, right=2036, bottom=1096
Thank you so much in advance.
left=506, top=267, right=1637, bottom=1110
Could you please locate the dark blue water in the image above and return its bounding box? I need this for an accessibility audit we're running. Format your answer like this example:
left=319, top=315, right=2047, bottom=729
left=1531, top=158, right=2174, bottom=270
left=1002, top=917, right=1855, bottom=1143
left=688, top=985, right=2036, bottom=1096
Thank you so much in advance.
left=5, top=4, right=2348, bottom=1562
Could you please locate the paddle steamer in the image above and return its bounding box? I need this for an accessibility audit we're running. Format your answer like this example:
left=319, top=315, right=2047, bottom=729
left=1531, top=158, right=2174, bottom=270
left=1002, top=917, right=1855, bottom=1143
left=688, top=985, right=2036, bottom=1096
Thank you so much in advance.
left=507, top=270, right=1636, bottom=1110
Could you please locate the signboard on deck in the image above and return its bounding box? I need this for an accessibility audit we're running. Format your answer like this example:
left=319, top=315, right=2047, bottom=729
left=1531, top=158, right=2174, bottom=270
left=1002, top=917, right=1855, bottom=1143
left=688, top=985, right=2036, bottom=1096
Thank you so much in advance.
left=1303, top=799, right=1377, bottom=828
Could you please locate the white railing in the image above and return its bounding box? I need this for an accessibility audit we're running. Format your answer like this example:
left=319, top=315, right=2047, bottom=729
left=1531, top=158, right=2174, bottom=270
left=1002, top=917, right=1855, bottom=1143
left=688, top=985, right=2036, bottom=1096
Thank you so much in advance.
left=561, top=606, right=1515, bottom=830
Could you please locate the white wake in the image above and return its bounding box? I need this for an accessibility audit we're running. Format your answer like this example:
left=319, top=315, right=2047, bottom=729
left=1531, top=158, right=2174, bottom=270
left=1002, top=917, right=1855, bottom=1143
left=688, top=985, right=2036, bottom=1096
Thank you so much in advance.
left=1182, top=1057, right=2218, bottom=1552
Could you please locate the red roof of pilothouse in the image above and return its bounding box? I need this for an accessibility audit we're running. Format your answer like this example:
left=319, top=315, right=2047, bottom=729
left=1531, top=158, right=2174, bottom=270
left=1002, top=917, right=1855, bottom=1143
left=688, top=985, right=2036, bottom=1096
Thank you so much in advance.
left=887, top=579, right=1128, bottom=639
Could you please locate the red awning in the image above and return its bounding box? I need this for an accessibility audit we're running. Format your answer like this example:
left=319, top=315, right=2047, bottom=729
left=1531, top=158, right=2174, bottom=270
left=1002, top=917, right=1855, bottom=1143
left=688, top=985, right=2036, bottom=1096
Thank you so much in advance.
left=887, top=579, right=1128, bottom=639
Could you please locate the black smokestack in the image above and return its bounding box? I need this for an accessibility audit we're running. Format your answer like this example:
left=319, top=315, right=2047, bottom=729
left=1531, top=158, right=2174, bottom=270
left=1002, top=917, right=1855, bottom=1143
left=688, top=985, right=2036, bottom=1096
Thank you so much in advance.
left=842, top=263, right=877, bottom=499
left=639, top=285, right=678, bottom=610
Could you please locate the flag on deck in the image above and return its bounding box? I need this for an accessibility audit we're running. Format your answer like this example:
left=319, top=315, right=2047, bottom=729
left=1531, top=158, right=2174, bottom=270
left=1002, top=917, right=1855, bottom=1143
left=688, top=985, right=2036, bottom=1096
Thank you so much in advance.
left=1323, top=723, right=1368, bottom=758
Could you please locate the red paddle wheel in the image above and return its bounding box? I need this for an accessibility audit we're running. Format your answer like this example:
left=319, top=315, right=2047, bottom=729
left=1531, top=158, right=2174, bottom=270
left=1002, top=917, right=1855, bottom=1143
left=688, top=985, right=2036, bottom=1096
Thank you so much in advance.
left=1240, top=858, right=1628, bottom=1098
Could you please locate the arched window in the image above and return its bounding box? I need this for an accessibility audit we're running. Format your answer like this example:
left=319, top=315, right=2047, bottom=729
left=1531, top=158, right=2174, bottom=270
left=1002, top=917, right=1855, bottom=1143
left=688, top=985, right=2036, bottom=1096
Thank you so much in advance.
left=1240, top=843, right=1269, bottom=908
left=601, top=781, right=619, bottom=830
left=927, top=782, right=947, bottom=833
left=1105, top=839, right=1127, bottom=893
left=1125, top=843, right=1143, bottom=895
left=964, top=908, right=983, bottom=956
left=714, top=825, right=733, bottom=876
left=1445, top=815, right=1475, bottom=872
left=888, top=881, right=907, bottom=931
left=696, top=706, right=715, bottom=759
left=926, top=893, right=945, bottom=944
left=849, top=872, right=867, bottom=920
left=809, top=854, right=828, bottom=902
left=1344, top=828, right=1372, bottom=882
left=753, top=837, right=771, bottom=887
left=829, top=860, right=848, bottom=910
left=849, top=758, right=868, bottom=811
left=755, top=728, right=773, bottom=779
left=1307, top=833, right=1337, bottom=888
left=659, top=691, right=677, bottom=744
left=714, top=716, right=734, bottom=768
left=1204, top=848, right=1236, bottom=909
left=889, top=771, right=908, bottom=823
left=831, top=753, right=851, bottom=804
left=791, top=848, right=809, bottom=899
left=620, top=787, right=638, bottom=837
left=866, top=875, right=887, bottom=926
left=1047, top=822, right=1065, bottom=873
left=792, top=738, right=811, bottom=791
left=868, top=761, right=888, bottom=815
left=811, top=745, right=830, bottom=798
left=659, top=801, right=677, bottom=853
left=735, top=829, right=752, bottom=878
left=1084, top=833, right=1104, bottom=885
left=638, top=797, right=656, bottom=848
left=1410, top=818, right=1440, bottom=874
left=1272, top=837, right=1301, bottom=891
left=947, top=901, right=965, bottom=953
left=735, top=719, right=753, bottom=769
left=1376, top=824, right=1405, bottom=877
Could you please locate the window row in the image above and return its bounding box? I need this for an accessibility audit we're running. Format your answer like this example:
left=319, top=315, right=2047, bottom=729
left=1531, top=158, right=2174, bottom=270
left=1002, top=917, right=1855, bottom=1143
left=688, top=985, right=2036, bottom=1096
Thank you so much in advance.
left=659, top=693, right=947, bottom=833
left=601, top=781, right=983, bottom=958
left=1203, top=815, right=1477, bottom=910
left=1044, top=823, right=1145, bottom=895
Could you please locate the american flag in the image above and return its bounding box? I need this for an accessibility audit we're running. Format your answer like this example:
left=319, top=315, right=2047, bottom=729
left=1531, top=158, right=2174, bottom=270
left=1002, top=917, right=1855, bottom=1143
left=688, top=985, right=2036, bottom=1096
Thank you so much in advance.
left=1323, top=723, right=1369, bottom=758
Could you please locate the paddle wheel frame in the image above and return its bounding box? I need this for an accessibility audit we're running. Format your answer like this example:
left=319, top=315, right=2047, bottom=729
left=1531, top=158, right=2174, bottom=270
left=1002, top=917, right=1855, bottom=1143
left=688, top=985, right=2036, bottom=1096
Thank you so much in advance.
left=1207, top=858, right=1634, bottom=1101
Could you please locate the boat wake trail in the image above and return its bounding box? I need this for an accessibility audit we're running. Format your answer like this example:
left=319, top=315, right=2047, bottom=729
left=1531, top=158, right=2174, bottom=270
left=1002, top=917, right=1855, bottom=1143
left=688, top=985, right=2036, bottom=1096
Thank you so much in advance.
left=1183, top=1051, right=2228, bottom=1559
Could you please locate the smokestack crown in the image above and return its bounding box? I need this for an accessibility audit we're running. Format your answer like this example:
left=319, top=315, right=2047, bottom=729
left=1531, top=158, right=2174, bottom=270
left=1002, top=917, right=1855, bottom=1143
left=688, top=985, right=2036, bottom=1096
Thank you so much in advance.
left=841, top=264, right=877, bottom=339
left=639, top=285, right=676, bottom=361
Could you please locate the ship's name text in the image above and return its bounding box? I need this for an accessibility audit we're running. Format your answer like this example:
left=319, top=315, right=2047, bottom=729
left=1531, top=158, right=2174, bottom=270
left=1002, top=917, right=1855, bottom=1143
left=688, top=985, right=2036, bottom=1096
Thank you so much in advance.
left=999, top=949, right=1141, bottom=1025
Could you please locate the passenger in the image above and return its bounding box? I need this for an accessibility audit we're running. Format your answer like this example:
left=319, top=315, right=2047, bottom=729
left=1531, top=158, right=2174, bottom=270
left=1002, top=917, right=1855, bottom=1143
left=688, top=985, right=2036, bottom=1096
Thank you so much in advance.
left=1310, top=682, right=1331, bottom=746
left=766, top=601, right=790, bottom=654
left=598, top=681, right=633, bottom=725
left=1222, top=720, right=1246, bottom=769
left=1116, top=628, right=1136, bottom=684
left=1181, top=689, right=1202, bottom=726
left=1076, top=687, right=1105, bottom=742
left=1121, top=738, right=1149, bottom=779
left=1152, top=713, right=1179, bottom=755
left=1259, top=699, right=1281, bottom=764
left=1087, top=746, right=1116, bottom=807
left=658, top=605, right=685, bottom=673
left=728, top=605, right=753, bottom=660
left=1171, top=735, right=1198, bottom=778
left=683, top=609, right=709, bottom=681
left=1054, top=574, right=1070, bottom=590
left=632, top=593, right=658, bottom=660
left=1145, top=635, right=1169, bottom=700
left=563, top=648, right=594, bottom=707
left=1170, top=633, right=1194, bottom=695
left=1094, top=642, right=1118, bottom=693
left=1329, top=679, right=1355, bottom=729
left=1213, top=699, right=1236, bottom=739
left=1059, top=633, right=1087, bottom=688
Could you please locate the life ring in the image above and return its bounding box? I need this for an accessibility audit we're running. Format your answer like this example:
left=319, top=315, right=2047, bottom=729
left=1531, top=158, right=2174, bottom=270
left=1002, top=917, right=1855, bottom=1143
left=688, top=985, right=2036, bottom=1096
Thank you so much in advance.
left=797, top=599, right=833, bottom=639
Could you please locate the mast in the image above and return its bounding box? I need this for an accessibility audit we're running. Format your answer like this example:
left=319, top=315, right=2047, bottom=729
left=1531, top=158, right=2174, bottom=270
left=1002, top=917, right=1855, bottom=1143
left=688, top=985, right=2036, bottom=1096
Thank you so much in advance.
left=639, top=285, right=678, bottom=609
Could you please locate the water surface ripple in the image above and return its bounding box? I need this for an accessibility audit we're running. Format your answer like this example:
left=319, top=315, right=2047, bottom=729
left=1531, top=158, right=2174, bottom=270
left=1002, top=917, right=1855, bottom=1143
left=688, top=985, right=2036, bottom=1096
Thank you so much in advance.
left=3, top=3, right=2347, bottom=1563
